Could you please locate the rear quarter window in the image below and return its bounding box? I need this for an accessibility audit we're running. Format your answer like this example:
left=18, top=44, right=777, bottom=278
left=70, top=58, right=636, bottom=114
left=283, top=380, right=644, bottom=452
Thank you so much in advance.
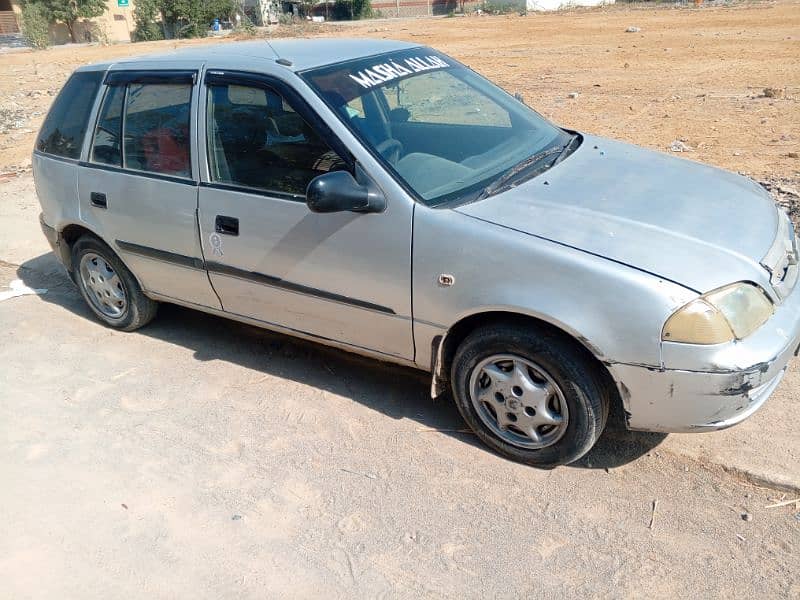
left=37, top=70, right=103, bottom=159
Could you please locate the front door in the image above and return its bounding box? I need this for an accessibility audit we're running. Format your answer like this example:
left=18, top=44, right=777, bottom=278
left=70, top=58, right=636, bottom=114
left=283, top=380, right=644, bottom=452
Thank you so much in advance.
left=196, top=72, right=414, bottom=360
left=77, top=69, right=220, bottom=309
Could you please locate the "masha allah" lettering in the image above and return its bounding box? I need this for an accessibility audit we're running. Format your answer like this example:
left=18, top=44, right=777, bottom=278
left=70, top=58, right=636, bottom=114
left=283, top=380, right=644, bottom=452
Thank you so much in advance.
left=349, top=55, right=450, bottom=89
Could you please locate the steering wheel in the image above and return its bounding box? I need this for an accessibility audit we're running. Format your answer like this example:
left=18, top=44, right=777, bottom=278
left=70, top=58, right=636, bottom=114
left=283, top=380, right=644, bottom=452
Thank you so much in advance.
left=376, top=138, right=403, bottom=166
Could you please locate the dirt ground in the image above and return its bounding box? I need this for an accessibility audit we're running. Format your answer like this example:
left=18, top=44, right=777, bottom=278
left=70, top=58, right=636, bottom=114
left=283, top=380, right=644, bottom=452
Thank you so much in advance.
left=2, top=2, right=800, bottom=597
left=2, top=236, right=799, bottom=598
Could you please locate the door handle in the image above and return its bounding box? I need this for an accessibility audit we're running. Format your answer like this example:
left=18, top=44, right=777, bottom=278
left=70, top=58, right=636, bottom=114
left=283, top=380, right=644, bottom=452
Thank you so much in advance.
left=215, top=215, right=239, bottom=236
left=90, top=192, right=107, bottom=208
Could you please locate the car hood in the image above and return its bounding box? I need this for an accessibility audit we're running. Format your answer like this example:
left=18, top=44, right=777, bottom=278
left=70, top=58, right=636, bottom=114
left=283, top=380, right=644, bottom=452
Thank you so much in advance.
left=455, top=134, right=779, bottom=294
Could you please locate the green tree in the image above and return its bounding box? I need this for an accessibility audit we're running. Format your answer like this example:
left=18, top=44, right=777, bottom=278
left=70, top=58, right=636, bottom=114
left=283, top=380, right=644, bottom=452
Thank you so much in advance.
left=132, top=0, right=164, bottom=41
left=134, top=0, right=236, bottom=40
left=19, top=2, right=51, bottom=49
left=36, top=0, right=109, bottom=43
left=332, top=0, right=373, bottom=20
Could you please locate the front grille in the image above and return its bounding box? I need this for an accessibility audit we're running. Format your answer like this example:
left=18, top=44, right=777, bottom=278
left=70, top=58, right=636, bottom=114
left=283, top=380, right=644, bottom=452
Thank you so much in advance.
left=761, top=208, right=798, bottom=301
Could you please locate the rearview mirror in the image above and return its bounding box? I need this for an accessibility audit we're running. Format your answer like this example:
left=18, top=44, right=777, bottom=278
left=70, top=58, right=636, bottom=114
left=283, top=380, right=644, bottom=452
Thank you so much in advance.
left=306, top=171, right=385, bottom=214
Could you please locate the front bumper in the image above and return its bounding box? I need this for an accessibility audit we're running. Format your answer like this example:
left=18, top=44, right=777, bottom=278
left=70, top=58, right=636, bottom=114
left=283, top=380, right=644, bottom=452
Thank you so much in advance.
left=609, top=278, right=800, bottom=433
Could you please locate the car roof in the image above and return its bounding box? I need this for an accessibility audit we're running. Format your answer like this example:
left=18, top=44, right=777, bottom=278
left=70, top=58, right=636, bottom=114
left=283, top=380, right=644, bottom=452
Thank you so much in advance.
left=79, top=38, right=421, bottom=73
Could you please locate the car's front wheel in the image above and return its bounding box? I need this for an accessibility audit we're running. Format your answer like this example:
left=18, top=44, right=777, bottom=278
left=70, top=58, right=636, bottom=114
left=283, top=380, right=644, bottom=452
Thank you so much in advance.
left=72, top=235, right=158, bottom=331
left=451, top=323, right=609, bottom=467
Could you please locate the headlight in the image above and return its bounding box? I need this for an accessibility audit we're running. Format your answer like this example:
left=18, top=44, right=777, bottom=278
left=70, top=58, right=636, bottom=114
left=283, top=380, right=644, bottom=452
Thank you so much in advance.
left=662, top=283, right=773, bottom=344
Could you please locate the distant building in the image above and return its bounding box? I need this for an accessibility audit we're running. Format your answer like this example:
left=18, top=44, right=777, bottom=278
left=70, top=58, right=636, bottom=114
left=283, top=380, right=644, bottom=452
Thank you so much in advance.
left=242, top=0, right=281, bottom=25
left=2, top=0, right=136, bottom=45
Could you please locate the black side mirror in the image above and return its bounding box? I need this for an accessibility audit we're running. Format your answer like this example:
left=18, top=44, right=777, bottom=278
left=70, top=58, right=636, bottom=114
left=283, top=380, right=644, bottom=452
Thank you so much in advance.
left=306, top=171, right=385, bottom=214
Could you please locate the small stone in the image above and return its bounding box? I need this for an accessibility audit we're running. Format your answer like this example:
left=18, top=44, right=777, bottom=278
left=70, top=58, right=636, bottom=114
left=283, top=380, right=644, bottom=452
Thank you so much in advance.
left=787, top=152, right=799, bottom=159
left=626, top=26, right=641, bottom=33
left=741, top=512, right=752, bottom=522
left=670, top=140, right=692, bottom=153
left=567, top=92, right=579, bottom=99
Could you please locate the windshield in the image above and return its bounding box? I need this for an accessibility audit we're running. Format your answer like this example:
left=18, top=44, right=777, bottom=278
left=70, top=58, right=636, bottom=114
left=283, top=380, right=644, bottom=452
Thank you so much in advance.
left=302, top=48, right=572, bottom=206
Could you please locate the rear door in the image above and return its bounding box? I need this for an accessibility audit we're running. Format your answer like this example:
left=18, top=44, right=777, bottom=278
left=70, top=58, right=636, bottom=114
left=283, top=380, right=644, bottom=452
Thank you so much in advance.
left=77, top=68, right=220, bottom=309
left=196, top=71, right=414, bottom=360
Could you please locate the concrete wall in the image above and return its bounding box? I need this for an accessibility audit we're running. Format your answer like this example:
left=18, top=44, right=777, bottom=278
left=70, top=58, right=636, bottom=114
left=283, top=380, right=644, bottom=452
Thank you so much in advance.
left=527, top=0, right=613, bottom=10
left=369, top=0, right=483, bottom=18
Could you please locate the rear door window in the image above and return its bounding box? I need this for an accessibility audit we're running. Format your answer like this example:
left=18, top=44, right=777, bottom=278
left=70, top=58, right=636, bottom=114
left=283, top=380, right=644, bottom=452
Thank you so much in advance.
left=37, top=70, right=103, bottom=159
left=123, top=83, right=192, bottom=177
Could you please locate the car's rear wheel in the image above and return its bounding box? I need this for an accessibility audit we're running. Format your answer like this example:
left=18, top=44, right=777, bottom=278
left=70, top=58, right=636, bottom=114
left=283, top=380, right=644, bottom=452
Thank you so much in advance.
left=451, top=323, right=609, bottom=467
left=72, top=236, right=158, bottom=331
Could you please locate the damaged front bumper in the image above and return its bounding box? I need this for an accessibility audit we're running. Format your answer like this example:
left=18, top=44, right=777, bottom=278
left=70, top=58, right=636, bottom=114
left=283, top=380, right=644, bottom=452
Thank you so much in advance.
left=609, top=278, right=800, bottom=433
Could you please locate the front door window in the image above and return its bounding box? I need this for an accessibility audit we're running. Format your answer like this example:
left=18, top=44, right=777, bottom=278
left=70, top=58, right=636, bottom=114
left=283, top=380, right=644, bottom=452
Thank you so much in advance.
left=206, top=82, right=347, bottom=198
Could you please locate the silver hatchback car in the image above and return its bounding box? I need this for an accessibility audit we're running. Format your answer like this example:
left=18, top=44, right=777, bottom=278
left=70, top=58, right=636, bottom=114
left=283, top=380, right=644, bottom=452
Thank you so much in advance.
left=34, top=39, right=800, bottom=467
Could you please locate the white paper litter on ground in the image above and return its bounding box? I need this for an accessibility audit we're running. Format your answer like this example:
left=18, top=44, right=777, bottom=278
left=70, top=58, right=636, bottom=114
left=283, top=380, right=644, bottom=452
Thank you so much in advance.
left=0, top=279, right=47, bottom=302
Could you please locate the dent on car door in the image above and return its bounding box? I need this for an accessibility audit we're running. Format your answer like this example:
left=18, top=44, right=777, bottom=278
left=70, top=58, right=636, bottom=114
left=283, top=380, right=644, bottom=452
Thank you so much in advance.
left=77, top=70, right=220, bottom=309
left=196, top=72, right=414, bottom=360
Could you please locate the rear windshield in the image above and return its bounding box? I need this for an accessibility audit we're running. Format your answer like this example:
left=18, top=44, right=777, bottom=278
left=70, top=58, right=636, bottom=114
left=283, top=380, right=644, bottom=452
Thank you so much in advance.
left=37, top=70, right=103, bottom=159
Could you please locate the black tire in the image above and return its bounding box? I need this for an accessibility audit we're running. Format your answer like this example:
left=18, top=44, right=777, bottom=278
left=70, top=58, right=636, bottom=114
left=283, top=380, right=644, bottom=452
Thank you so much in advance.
left=71, top=235, right=158, bottom=331
left=451, top=323, right=609, bottom=468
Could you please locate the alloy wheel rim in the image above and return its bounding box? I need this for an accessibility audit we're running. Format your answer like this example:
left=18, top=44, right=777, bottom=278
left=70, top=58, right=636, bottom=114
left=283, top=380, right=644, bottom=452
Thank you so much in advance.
left=468, top=354, right=569, bottom=449
left=79, top=252, right=127, bottom=319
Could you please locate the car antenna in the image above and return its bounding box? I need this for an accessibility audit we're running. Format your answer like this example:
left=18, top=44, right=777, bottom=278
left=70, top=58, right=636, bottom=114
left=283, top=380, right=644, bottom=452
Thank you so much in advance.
left=265, top=39, right=292, bottom=67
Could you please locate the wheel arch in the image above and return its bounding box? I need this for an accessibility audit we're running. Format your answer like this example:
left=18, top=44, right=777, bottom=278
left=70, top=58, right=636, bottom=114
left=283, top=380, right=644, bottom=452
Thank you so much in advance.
left=56, top=222, right=101, bottom=271
left=57, top=223, right=145, bottom=292
left=431, top=310, right=622, bottom=422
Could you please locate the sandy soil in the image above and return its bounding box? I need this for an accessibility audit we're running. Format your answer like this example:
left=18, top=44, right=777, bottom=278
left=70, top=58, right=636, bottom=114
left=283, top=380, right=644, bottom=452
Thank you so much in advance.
left=1, top=0, right=799, bottom=186
left=2, top=241, right=799, bottom=598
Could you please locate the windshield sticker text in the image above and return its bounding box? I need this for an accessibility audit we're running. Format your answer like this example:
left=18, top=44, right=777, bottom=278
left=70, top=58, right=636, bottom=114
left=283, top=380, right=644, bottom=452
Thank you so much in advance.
left=348, top=55, right=450, bottom=89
